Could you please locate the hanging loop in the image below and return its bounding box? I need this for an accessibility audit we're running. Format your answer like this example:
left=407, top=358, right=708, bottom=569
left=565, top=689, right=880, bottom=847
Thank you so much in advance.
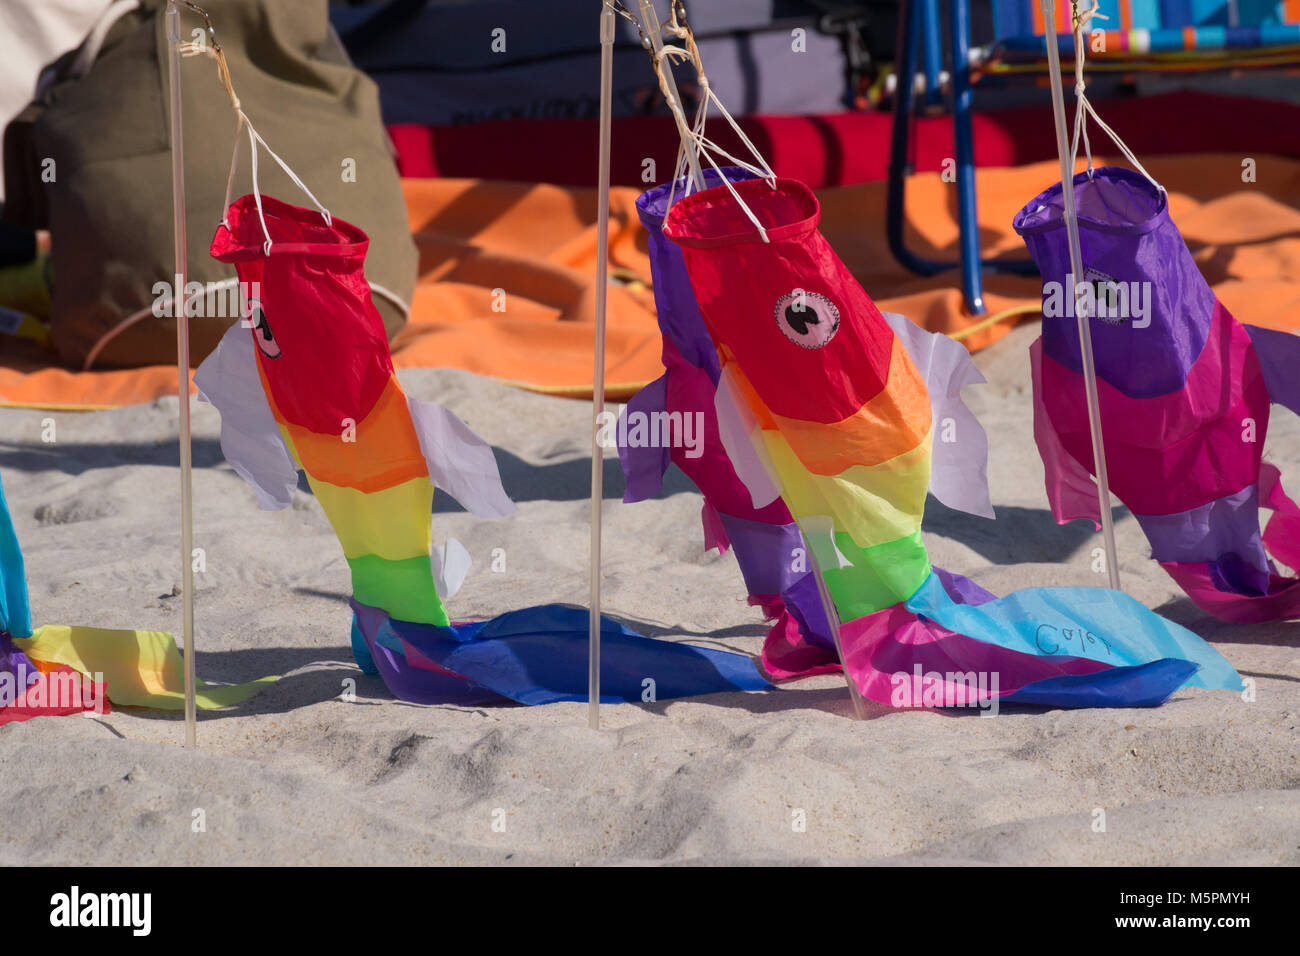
left=173, top=2, right=332, bottom=253
left=1067, top=0, right=1165, bottom=195
left=222, top=110, right=333, bottom=256
left=175, top=1, right=240, bottom=110
left=653, top=2, right=779, bottom=242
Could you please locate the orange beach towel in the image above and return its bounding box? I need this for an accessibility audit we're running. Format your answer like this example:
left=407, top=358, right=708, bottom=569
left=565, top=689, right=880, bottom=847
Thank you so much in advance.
left=2, top=153, right=1298, bottom=409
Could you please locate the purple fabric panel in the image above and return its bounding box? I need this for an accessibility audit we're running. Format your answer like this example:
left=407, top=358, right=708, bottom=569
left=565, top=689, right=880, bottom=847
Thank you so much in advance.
left=618, top=374, right=670, bottom=503
left=1134, top=483, right=1269, bottom=570
left=1013, top=167, right=1214, bottom=398
left=1161, top=559, right=1300, bottom=622
left=1207, top=553, right=1275, bottom=597
left=1245, top=325, right=1300, bottom=416
left=933, top=566, right=997, bottom=606
left=0, top=631, right=37, bottom=689
left=713, top=509, right=834, bottom=652
left=636, top=167, right=759, bottom=378
left=350, top=599, right=505, bottom=705
left=779, top=570, right=835, bottom=652
left=715, top=510, right=806, bottom=597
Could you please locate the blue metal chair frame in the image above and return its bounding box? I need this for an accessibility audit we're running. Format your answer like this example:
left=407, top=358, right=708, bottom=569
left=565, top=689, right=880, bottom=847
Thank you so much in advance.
left=887, top=0, right=1044, bottom=316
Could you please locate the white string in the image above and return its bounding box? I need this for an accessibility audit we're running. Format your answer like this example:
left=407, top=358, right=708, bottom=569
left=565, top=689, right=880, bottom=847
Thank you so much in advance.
left=186, top=37, right=332, bottom=256
left=245, top=115, right=332, bottom=224
left=221, top=114, right=243, bottom=225
left=664, top=88, right=712, bottom=209
left=218, top=110, right=334, bottom=255
left=1068, top=1, right=1165, bottom=195
left=653, top=38, right=778, bottom=242
left=653, top=6, right=778, bottom=232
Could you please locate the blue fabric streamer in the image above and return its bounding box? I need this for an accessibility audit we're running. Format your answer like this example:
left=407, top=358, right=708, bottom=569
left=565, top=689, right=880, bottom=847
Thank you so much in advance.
left=1005, top=658, right=1200, bottom=708
left=352, top=600, right=772, bottom=705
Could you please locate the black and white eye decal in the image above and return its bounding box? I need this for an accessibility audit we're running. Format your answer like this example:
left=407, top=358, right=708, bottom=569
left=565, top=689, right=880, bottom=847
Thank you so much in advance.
left=244, top=299, right=281, bottom=360
left=774, top=290, right=840, bottom=349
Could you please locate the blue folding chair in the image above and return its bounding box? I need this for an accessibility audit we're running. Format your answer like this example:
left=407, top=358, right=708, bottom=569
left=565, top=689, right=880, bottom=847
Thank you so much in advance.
left=888, top=0, right=1300, bottom=315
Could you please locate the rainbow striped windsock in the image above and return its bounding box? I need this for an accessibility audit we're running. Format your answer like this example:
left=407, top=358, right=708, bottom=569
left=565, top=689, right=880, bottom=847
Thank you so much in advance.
left=198, top=193, right=771, bottom=706
left=619, top=168, right=837, bottom=679
left=664, top=176, right=1242, bottom=708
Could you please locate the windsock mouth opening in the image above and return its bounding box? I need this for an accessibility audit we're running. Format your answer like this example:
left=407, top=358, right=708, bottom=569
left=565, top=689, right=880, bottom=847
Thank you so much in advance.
left=1012, top=166, right=1167, bottom=238
left=636, top=166, right=761, bottom=228
left=211, top=194, right=370, bottom=262
left=662, top=177, right=820, bottom=248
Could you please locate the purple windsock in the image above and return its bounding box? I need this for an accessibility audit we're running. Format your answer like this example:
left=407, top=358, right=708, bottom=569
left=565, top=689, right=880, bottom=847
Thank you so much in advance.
left=1014, top=166, right=1300, bottom=621
left=617, top=168, right=836, bottom=669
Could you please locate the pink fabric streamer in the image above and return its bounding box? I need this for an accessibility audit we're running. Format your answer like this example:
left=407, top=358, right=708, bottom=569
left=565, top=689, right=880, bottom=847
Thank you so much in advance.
left=761, top=610, right=842, bottom=680
left=837, top=605, right=1110, bottom=707
left=701, top=501, right=731, bottom=554
left=1031, top=338, right=1102, bottom=529
left=1260, top=463, right=1300, bottom=572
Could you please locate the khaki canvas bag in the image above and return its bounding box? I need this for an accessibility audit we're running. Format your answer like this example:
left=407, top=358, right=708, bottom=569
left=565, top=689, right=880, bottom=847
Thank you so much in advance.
left=3, top=0, right=416, bottom=369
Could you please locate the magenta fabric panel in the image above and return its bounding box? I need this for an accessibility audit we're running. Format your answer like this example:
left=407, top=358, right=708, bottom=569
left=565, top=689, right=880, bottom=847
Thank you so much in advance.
left=1040, top=301, right=1269, bottom=515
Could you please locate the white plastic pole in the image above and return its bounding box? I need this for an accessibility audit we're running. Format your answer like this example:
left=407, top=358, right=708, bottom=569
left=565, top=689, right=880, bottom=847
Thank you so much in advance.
left=589, top=2, right=617, bottom=731
left=1041, top=0, right=1121, bottom=591
left=166, top=1, right=199, bottom=746
left=808, top=549, right=866, bottom=719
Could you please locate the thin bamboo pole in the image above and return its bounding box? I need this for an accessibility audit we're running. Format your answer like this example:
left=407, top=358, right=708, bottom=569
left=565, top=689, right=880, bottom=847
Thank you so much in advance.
left=1042, top=0, right=1122, bottom=591
left=589, top=2, right=618, bottom=730
left=165, top=1, right=199, bottom=746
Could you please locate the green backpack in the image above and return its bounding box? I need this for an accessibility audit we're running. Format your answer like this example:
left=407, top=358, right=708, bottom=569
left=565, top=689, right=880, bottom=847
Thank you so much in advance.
left=2, top=0, right=415, bottom=369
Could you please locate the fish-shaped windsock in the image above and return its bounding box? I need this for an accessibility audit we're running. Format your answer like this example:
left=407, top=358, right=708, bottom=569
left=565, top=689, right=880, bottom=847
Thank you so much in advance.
left=662, top=176, right=1242, bottom=708
left=1014, top=167, right=1300, bottom=623
left=1, top=470, right=271, bottom=720
left=197, top=193, right=770, bottom=706
left=619, top=168, right=838, bottom=678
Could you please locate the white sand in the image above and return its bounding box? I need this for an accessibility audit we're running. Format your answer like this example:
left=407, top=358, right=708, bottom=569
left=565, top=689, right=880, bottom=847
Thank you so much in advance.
left=2, top=322, right=1297, bottom=865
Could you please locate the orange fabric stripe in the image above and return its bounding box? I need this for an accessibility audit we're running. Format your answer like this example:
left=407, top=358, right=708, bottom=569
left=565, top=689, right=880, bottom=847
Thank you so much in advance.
left=1287, top=0, right=1300, bottom=23
left=766, top=335, right=932, bottom=474
left=264, top=368, right=428, bottom=492
left=1032, top=0, right=1046, bottom=35
left=1118, top=0, right=1133, bottom=32
left=1183, top=25, right=1196, bottom=49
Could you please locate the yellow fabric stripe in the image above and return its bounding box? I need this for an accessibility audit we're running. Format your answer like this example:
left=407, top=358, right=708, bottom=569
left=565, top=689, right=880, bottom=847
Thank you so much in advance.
left=761, top=427, right=934, bottom=550
left=310, top=474, right=434, bottom=562
left=16, top=626, right=276, bottom=710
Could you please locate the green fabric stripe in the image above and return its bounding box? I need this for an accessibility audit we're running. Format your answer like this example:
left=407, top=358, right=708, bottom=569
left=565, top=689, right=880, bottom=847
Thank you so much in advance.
left=347, top=554, right=450, bottom=626
left=806, top=528, right=931, bottom=620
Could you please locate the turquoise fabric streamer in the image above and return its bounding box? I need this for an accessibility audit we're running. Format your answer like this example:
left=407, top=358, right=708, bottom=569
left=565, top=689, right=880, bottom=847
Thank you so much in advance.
left=0, top=473, right=33, bottom=639
left=904, top=572, right=1241, bottom=691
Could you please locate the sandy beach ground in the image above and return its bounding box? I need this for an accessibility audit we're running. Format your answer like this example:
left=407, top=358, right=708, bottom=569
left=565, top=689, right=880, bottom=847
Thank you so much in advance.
left=2, top=321, right=1297, bottom=865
